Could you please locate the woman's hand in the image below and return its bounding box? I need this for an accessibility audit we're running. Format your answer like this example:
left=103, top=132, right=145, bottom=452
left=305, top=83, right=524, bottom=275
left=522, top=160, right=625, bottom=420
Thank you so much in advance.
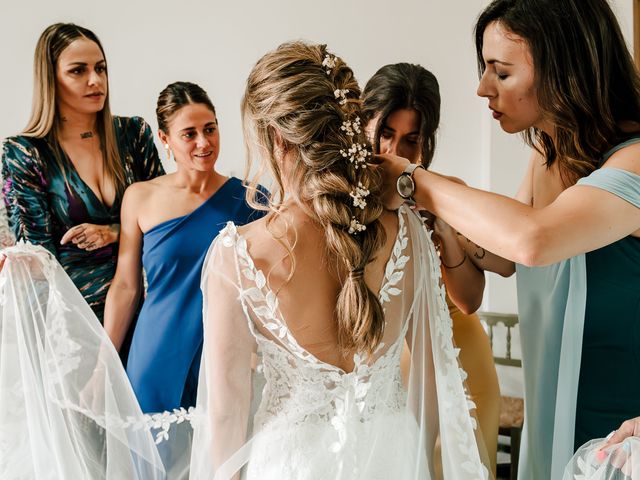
left=602, top=417, right=640, bottom=449
left=60, top=223, right=119, bottom=251
left=370, top=153, right=411, bottom=210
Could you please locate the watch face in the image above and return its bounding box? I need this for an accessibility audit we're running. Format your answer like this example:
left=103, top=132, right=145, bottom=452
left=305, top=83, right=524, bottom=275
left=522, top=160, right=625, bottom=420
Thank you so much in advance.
left=396, top=174, right=415, bottom=199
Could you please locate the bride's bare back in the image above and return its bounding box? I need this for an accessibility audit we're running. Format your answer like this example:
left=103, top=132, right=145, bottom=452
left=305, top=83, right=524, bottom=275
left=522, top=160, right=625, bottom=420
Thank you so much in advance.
left=239, top=206, right=399, bottom=372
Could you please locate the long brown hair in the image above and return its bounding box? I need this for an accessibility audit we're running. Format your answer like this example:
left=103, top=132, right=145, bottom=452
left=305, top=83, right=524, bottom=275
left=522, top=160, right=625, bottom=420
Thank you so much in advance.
left=475, top=0, right=640, bottom=183
left=23, top=23, right=125, bottom=193
left=242, top=42, right=386, bottom=355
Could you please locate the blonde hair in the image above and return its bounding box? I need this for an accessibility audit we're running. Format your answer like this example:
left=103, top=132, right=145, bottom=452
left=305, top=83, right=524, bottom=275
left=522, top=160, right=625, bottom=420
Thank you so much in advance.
left=242, top=42, right=386, bottom=355
left=23, top=23, right=125, bottom=194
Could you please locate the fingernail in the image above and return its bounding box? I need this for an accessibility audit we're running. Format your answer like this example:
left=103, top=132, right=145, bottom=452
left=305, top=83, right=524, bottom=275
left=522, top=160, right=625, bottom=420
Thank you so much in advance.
left=606, top=431, right=615, bottom=440
left=596, top=450, right=607, bottom=462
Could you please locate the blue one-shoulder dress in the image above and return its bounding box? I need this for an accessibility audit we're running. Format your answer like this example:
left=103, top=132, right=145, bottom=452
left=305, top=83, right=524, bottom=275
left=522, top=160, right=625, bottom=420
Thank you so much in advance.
left=517, top=138, right=640, bottom=480
left=126, top=177, right=265, bottom=413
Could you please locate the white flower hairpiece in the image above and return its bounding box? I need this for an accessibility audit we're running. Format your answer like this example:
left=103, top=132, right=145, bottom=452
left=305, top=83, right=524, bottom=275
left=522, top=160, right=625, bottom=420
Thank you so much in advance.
left=334, top=89, right=349, bottom=106
left=341, top=117, right=362, bottom=137
left=322, top=54, right=338, bottom=74
left=350, top=182, right=370, bottom=210
left=340, top=142, right=370, bottom=169
left=348, top=217, right=366, bottom=235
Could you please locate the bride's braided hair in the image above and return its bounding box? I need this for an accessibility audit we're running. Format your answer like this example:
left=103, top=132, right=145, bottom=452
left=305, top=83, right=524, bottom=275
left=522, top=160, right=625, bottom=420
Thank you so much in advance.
left=242, top=42, right=386, bottom=355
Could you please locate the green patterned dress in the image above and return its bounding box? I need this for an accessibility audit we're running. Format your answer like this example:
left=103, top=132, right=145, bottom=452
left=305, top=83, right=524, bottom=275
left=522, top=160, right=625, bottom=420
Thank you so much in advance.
left=1, top=116, right=165, bottom=321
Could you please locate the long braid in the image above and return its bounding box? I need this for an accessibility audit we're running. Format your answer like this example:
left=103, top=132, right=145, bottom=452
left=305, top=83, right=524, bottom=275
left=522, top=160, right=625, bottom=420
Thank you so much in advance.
left=242, top=42, right=386, bottom=355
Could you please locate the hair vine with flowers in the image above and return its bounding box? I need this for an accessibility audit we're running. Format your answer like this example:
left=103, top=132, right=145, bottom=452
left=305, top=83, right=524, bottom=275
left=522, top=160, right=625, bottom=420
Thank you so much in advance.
left=323, top=53, right=371, bottom=236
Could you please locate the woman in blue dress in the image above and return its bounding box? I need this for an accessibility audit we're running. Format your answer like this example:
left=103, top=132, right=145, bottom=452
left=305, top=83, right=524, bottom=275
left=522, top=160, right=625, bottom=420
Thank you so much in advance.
left=1, top=23, right=164, bottom=323
left=373, top=0, right=640, bottom=478
left=104, top=82, right=264, bottom=414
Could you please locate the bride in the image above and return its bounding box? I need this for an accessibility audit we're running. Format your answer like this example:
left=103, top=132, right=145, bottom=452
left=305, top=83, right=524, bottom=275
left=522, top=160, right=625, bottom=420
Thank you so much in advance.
left=0, top=42, right=489, bottom=479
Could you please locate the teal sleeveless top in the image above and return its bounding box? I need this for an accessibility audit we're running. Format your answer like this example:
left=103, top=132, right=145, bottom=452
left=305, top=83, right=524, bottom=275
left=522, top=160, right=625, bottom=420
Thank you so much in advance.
left=516, top=138, right=640, bottom=480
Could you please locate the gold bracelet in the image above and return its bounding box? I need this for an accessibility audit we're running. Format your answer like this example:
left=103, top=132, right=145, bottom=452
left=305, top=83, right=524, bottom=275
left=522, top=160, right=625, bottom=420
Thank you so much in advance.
left=440, top=251, right=467, bottom=269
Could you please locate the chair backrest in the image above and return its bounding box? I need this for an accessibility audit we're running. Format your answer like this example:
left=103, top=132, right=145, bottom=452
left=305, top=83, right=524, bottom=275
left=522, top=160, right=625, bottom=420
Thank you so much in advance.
left=477, top=311, right=522, bottom=368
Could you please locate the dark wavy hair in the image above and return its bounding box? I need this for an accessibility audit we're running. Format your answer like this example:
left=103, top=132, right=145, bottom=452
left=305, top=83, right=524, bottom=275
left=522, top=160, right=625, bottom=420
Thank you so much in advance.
left=361, top=63, right=440, bottom=168
left=475, top=0, right=640, bottom=183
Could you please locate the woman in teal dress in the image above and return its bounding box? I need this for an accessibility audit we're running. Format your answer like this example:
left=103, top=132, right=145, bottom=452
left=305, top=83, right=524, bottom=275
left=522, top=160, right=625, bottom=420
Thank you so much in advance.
left=372, top=0, right=640, bottom=478
left=1, top=24, right=164, bottom=323
left=104, top=82, right=265, bottom=414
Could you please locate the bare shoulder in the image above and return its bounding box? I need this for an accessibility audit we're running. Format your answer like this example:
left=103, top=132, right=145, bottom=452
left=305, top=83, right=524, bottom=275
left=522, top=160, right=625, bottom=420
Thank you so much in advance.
left=529, top=148, right=549, bottom=180
left=603, top=142, right=640, bottom=174
left=122, top=178, right=169, bottom=217
left=122, top=180, right=152, bottom=204
left=125, top=173, right=176, bottom=200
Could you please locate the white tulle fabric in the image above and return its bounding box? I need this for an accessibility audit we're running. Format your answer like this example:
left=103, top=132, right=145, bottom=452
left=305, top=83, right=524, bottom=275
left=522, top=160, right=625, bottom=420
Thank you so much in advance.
left=0, top=206, right=489, bottom=479
left=0, top=242, right=165, bottom=479
left=564, top=437, right=640, bottom=479
left=190, top=206, right=490, bottom=480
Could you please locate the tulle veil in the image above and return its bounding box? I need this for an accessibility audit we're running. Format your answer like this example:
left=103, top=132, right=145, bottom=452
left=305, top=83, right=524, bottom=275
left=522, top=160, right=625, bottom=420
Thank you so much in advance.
left=0, top=207, right=493, bottom=479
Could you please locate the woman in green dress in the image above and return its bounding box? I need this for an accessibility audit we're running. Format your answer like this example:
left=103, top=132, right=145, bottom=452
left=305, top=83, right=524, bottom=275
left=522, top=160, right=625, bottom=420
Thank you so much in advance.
left=1, top=23, right=164, bottom=325
left=372, top=0, right=640, bottom=478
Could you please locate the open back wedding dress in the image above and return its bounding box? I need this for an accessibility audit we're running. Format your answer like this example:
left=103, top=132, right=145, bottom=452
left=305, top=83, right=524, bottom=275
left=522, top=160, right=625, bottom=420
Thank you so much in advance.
left=0, top=206, right=489, bottom=479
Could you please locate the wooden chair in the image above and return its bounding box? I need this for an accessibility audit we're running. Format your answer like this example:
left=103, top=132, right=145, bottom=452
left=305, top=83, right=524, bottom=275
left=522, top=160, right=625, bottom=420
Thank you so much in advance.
left=477, top=311, right=524, bottom=480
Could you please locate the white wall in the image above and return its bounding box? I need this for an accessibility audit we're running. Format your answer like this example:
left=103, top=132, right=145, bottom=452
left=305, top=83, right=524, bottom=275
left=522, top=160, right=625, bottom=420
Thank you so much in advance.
left=0, top=0, right=486, bottom=178
left=0, top=0, right=634, bottom=320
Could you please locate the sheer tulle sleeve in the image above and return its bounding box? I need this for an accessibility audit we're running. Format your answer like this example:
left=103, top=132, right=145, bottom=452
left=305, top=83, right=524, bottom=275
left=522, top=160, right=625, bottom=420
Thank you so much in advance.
left=0, top=242, right=164, bottom=479
left=190, top=227, right=257, bottom=479
left=403, top=208, right=491, bottom=479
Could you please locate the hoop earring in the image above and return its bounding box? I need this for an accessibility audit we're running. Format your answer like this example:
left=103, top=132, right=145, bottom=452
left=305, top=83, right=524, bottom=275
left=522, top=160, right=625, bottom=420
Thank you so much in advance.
left=164, top=143, right=173, bottom=162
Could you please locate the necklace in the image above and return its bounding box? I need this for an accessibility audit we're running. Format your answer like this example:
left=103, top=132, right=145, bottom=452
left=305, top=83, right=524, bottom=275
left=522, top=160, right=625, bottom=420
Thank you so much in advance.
left=80, top=131, right=94, bottom=139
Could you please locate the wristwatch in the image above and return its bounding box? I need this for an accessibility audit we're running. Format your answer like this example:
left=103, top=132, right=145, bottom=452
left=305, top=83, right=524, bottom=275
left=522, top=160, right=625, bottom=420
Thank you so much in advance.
left=396, top=163, right=425, bottom=206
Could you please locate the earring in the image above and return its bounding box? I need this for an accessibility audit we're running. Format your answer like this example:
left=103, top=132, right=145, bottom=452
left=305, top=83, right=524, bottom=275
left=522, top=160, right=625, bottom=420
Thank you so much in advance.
left=164, top=143, right=173, bottom=162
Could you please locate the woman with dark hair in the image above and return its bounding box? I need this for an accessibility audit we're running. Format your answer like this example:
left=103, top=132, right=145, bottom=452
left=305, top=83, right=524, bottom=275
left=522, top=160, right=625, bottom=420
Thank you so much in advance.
left=104, top=81, right=264, bottom=415
left=373, top=0, right=640, bottom=477
left=362, top=62, right=514, bottom=474
left=1, top=23, right=164, bottom=324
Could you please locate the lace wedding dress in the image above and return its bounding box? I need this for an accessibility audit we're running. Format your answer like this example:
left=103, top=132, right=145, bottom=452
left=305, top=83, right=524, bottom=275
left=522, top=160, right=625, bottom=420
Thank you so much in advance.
left=190, top=206, right=489, bottom=479
left=0, top=206, right=490, bottom=479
